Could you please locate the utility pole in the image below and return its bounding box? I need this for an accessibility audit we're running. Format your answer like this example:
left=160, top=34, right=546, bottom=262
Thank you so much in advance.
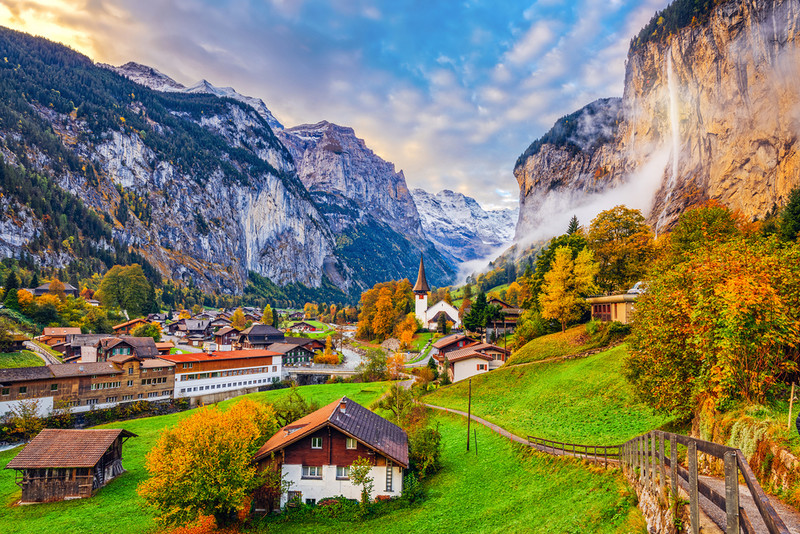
left=467, top=378, right=472, bottom=452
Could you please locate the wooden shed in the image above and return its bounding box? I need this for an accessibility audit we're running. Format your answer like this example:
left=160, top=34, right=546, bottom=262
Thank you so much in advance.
left=5, top=428, right=136, bottom=503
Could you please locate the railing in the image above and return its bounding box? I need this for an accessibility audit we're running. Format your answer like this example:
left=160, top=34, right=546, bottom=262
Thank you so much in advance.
left=527, top=429, right=791, bottom=534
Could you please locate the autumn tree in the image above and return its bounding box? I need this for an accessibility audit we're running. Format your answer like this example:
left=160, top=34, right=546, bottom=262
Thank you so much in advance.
left=388, top=352, right=406, bottom=380
left=587, top=206, right=654, bottom=293
left=229, top=308, right=246, bottom=329
left=527, top=231, right=588, bottom=309
left=539, top=246, right=598, bottom=333
left=191, top=304, right=203, bottom=316
left=356, top=280, right=413, bottom=341
left=49, top=277, right=67, bottom=302
left=371, top=287, right=395, bottom=341
left=314, top=336, right=339, bottom=364
left=131, top=322, right=162, bottom=342
left=138, top=399, right=277, bottom=528
left=96, top=264, right=152, bottom=317
left=349, top=456, right=374, bottom=512
left=303, top=302, right=319, bottom=319
left=261, top=304, right=273, bottom=326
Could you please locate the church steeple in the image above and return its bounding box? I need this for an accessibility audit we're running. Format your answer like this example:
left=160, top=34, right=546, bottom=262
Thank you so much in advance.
left=413, top=255, right=430, bottom=294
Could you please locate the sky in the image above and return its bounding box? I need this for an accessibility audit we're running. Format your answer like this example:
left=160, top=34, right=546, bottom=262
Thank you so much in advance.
left=0, top=0, right=668, bottom=210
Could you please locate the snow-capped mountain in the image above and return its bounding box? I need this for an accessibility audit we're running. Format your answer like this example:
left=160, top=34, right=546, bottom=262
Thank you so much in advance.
left=101, top=62, right=283, bottom=130
left=411, top=189, right=519, bottom=264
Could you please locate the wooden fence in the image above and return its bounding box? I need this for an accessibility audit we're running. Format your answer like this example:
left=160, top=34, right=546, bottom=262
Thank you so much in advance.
left=527, top=430, right=791, bottom=534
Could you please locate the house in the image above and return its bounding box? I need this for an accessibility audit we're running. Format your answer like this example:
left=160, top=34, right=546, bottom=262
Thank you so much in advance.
left=287, top=311, right=304, bottom=321
left=267, top=343, right=315, bottom=366
left=430, top=333, right=478, bottom=358
left=438, top=348, right=493, bottom=383
left=424, top=305, right=459, bottom=331
left=209, top=317, right=231, bottom=332
left=166, top=319, right=185, bottom=335
left=253, top=397, right=408, bottom=509
left=412, top=256, right=462, bottom=329
left=96, top=337, right=159, bottom=362
left=26, top=282, right=79, bottom=298
left=214, top=326, right=241, bottom=351
left=290, top=321, right=319, bottom=333
left=112, top=318, right=149, bottom=336
left=585, top=294, right=638, bottom=324
left=184, top=319, right=213, bottom=339
left=239, top=324, right=285, bottom=349
left=486, top=298, right=523, bottom=336
left=162, top=349, right=282, bottom=405
left=464, top=342, right=511, bottom=369
left=37, top=327, right=82, bottom=347
left=62, top=334, right=108, bottom=362
left=283, top=336, right=328, bottom=353
left=5, top=428, right=136, bottom=503
left=155, top=342, right=174, bottom=356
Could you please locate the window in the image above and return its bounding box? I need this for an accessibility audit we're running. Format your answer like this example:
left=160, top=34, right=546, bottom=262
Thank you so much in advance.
left=67, top=400, right=80, bottom=407
left=336, top=466, right=350, bottom=479
left=1, top=388, right=9, bottom=396
left=305, top=498, right=316, bottom=506
left=182, top=363, right=193, bottom=369
left=128, top=367, right=133, bottom=375
left=180, top=389, right=185, bottom=394
left=137, top=394, right=143, bottom=399
left=272, top=366, right=277, bottom=372
left=106, top=396, right=117, bottom=403
left=477, top=364, right=487, bottom=371
left=122, top=395, right=133, bottom=401
left=148, top=392, right=158, bottom=398
left=86, top=399, right=98, bottom=405
left=127, top=380, right=133, bottom=387
left=301, top=466, right=322, bottom=479
left=50, top=384, right=58, bottom=391
left=18, top=386, right=27, bottom=394
left=346, top=438, right=357, bottom=450
left=311, top=437, right=322, bottom=449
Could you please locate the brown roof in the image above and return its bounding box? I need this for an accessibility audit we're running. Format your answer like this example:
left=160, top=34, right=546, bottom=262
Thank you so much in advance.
left=155, top=342, right=175, bottom=350
left=112, top=318, right=149, bottom=331
left=266, top=343, right=313, bottom=355
left=255, top=397, right=408, bottom=467
left=42, top=327, right=82, bottom=337
left=141, top=358, right=175, bottom=369
left=50, top=362, right=121, bottom=378
left=214, top=326, right=239, bottom=337
left=5, top=429, right=137, bottom=469
left=432, top=334, right=476, bottom=349
left=161, top=349, right=279, bottom=364
left=412, top=255, right=430, bottom=293
left=469, top=342, right=511, bottom=355
left=100, top=337, right=159, bottom=359
left=443, top=348, right=493, bottom=363
left=0, top=367, right=53, bottom=384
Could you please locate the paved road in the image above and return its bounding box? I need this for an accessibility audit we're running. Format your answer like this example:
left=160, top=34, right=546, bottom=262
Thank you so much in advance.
left=23, top=341, right=61, bottom=365
left=423, top=402, right=800, bottom=534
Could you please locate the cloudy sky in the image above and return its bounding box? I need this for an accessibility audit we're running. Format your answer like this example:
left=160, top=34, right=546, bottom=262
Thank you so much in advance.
left=1, top=0, right=667, bottom=210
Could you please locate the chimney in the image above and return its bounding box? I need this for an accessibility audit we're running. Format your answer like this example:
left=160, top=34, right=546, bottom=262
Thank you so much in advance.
left=339, top=400, right=346, bottom=414
left=79, top=366, right=84, bottom=372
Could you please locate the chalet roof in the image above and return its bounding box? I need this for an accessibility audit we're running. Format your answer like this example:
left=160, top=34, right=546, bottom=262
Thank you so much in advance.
left=154, top=342, right=174, bottom=350
left=443, top=347, right=493, bottom=363
left=42, top=327, right=82, bottom=337
left=0, top=367, right=53, bottom=384
left=214, top=326, right=239, bottom=337
left=68, top=334, right=107, bottom=347
left=412, top=255, right=430, bottom=293
left=141, top=358, right=175, bottom=369
left=50, top=362, right=121, bottom=378
left=291, top=321, right=318, bottom=328
left=34, top=282, right=78, bottom=292
left=100, top=337, right=159, bottom=359
left=488, top=297, right=511, bottom=308
left=161, top=349, right=279, bottom=364
left=108, top=353, right=139, bottom=364
left=112, top=318, right=149, bottom=330
left=432, top=334, right=476, bottom=350
left=468, top=342, right=511, bottom=355
left=185, top=319, right=211, bottom=331
left=266, top=343, right=312, bottom=355
left=255, top=397, right=408, bottom=467
left=242, top=324, right=283, bottom=337
left=429, top=309, right=458, bottom=323
left=585, top=294, right=638, bottom=304
left=281, top=337, right=315, bottom=347
left=5, top=429, right=137, bottom=469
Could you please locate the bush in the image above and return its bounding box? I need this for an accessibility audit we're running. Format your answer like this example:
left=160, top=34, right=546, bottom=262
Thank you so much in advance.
left=408, top=426, right=443, bottom=478
left=401, top=473, right=424, bottom=503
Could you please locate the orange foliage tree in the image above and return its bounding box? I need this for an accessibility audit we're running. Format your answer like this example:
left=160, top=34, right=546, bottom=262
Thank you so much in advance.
left=355, top=280, right=413, bottom=341
left=138, top=399, right=277, bottom=528
left=388, top=352, right=406, bottom=379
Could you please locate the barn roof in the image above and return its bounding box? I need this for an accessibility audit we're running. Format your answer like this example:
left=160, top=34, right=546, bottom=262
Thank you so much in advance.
left=5, top=429, right=137, bottom=469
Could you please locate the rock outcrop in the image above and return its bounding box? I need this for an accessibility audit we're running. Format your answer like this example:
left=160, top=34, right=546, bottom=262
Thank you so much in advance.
left=515, top=0, right=800, bottom=241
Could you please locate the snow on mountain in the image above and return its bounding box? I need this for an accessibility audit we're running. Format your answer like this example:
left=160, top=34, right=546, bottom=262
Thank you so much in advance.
left=411, top=189, right=519, bottom=264
left=102, top=62, right=283, bottom=131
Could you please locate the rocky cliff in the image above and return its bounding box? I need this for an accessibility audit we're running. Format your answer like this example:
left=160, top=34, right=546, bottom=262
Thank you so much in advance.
left=411, top=189, right=518, bottom=264
left=515, top=0, right=800, bottom=240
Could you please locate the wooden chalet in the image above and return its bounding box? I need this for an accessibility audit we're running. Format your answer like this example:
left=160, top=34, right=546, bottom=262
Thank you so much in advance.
left=214, top=326, right=241, bottom=350
left=184, top=319, right=213, bottom=339
left=112, top=318, right=149, bottom=336
left=62, top=334, right=108, bottom=362
left=486, top=298, right=523, bottom=334
left=267, top=343, right=314, bottom=365
left=585, top=294, right=638, bottom=324
left=37, top=327, right=81, bottom=347
left=239, top=324, right=284, bottom=349
left=283, top=336, right=327, bottom=353
left=436, top=342, right=510, bottom=382
left=97, top=337, right=159, bottom=362
left=27, top=282, right=79, bottom=298
left=290, top=321, right=320, bottom=333
left=5, top=429, right=136, bottom=503
left=430, top=334, right=477, bottom=358
left=155, top=342, right=174, bottom=356
left=254, top=397, right=408, bottom=510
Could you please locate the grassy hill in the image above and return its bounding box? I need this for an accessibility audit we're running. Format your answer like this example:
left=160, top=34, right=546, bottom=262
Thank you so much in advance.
left=425, top=344, right=673, bottom=444
left=0, top=351, right=44, bottom=368
left=0, top=383, right=391, bottom=534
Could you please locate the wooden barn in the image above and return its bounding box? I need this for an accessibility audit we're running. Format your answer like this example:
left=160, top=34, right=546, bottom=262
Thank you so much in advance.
left=4, top=429, right=136, bottom=503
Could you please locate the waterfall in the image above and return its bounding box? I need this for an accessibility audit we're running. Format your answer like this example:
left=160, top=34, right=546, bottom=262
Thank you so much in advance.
left=656, top=47, right=681, bottom=231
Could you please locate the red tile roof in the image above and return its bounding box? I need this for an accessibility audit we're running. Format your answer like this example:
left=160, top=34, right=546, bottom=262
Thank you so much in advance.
left=254, top=397, right=408, bottom=467
left=432, top=334, right=476, bottom=350
left=112, top=318, right=149, bottom=330
left=42, top=327, right=82, bottom=337
left=5, top=429, right=136, bottom=469
left=161, top=349, right=279, bottom=364
left=444, top=349, right=493, bottom=363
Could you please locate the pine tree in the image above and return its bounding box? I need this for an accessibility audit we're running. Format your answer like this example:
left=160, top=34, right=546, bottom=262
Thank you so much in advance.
left=3, top=270, right=19, bottom=300
left=779, top=186, right=800, bottom=241
left=567, top=215, right=580, bottom=235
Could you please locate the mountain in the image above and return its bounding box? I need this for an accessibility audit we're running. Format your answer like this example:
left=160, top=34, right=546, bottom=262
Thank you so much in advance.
left=103, top=62, right=284, bottom=131
left=411, top=189, right=518, bottom=264
left=514, top=0, right=800, bottom=241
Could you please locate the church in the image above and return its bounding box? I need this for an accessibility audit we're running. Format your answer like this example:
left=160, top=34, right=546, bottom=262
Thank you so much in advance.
left=413, top=256, right=461, bottom=330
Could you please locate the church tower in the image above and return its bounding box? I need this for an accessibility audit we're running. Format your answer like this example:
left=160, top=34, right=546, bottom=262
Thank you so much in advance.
left=413, top=255, right=430, bottom=326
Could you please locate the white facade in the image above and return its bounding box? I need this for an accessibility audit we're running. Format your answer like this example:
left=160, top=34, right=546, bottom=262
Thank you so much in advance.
left=414, top=292, right=428, bottom=326
left=174, top=362, right=282, bottom=398
left=0, top=396, right=53, bottom=418
left=451, top=356, right=491, bottom=383
left=280, top=463, right=404, bottom=506
left=424, top=300, right=461, bottom=329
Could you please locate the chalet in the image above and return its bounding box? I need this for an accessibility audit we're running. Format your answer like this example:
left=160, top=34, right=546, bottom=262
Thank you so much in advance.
left=267, top=343, right=315, bottom=366
left=239, top=324, right=285, bottom=349
left=166, top=319, right=185, bottom=335
left=112, top=318, right=149, bottom=336
left=62, top=334, right=108, bottom=362
left=438, top=348, right=493, bottom=383
left=465, top=342, right=512, bottom=368
left=585, top=294, right=638, bottom=324
left=209, top=317, right=231, bottom=331
left=147, top=313, right=168, bottom=324
left=287, top=311, right=305, bottom=321
left=486, top=298, right=523, bottom=336
left=290, top=321, right=320, bottom=333
left=283, top=336, right=327, bottom=353
left=26, top=282, right=79, bottom=298
left=155, top=342, right=174, bottom=356
left=254, top=397, right=408, bottom=509
left=185, top=334, right=206, bottom=348
left=5, top=429, right=136, bottom=503
left=185, top=319, right=213, bottom=339
left=430, top=334, right=478, bottom=358
left=97, top=337, right=159, bottom=362
left=162, top=349, right=282, bottom=404
left=37, top=327, right=82, bottom=347
left=214, top=326, right=241, bottom=351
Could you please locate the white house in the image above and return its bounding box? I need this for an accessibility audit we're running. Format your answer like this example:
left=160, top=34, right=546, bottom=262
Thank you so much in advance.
left=413, top=255, right=461, bottom=329
left=253, top=397, right=408, bottom=510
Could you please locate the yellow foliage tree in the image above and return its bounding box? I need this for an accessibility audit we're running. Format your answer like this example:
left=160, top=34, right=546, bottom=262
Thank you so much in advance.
left=371, top=287, right=395, bottom=341
left=230, top=308, right=246, bottom=329
left=138, top=399, right=277, bottom=528
left=539, top=246, right=598, bottom=333
left=388, top=352, right=406, bottom=379
left=303, top=302, right=319, bottom=319
left=16, top=289, right=34, bottom=315
left=49, top=278, right=66, bottom=302
left=587, top=205, right=654, bottom=293
left=261, top=304, right=273, bottom=326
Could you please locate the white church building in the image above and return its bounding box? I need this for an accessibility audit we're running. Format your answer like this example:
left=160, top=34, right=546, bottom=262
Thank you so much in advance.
left=413, top=256, right=461, bottom=330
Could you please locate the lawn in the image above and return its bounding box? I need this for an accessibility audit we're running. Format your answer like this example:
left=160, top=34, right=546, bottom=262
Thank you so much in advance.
left=256, top=412, right=646, bottom=534
left=506, top=324, right=600, bottom=366
left=425, top=344, right=673, bottom=445
left=0, top=350, right=44, bottom=368
left=410, top=332, right=434, bottom=352
left=0, top=382, right=392, bottom=534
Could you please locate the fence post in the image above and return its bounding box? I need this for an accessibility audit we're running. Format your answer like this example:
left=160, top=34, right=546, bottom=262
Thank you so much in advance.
left=639, top=437, right=644, bottom=483
left=670, top=434, right=677, bottom=496
left=724, top=451, right=739, bottom=534
left=689, top=441, right=699, bottom=534
left=651, top=432, right=657, bottom=490
left=644, top=435, right=650, bottom=487
left=658, top=432, right=666, bottom=498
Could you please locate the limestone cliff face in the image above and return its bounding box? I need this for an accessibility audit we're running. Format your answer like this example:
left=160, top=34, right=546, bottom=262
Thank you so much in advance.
left=515, top=0, right=800, bottom=240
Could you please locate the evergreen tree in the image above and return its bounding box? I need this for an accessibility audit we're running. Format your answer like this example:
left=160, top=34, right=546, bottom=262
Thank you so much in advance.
left=463, top=292, right=488, bottom=335
left=779, top=186, right=800, bottom=241
left=436, top=312, right=446, bottom=333
left=272, top=307, right=280, bottom=329
left=3, top=270, right=19, bottom=300
left=567, top=215, right=580, bottom=235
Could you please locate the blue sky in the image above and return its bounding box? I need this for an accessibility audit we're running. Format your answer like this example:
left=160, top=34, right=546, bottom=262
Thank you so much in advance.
left=1, top=0, right=668, bottom=209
